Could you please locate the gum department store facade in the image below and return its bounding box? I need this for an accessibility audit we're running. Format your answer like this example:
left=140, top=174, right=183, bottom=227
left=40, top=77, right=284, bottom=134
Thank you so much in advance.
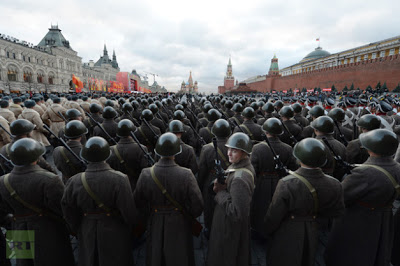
left=0, top=25, right=119, bottom=94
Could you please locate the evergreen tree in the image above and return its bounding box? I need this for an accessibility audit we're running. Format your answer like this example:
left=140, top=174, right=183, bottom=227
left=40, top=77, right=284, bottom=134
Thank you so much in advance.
left=375, top=81, right=381, bottom=89
left=382, top=82, right=388, bottom=92
left=343, top=85, right=349, bottom=92
left=350, top=83, right=354, bottom=90
left=393, top=83, right=400, bottom=93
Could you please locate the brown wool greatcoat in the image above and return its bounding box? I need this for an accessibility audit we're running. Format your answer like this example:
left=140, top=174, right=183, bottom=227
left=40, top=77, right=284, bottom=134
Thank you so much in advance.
left=42, top=103, right=67, bottom=137
left=346, top=138, right=369, bottom=164
left=62, top=162, right=137, bottom=266
left=133, top=123, right=162, bottom=154
left=134, top=158, right=203, bottom=266
left=0, top=108, right=16, bottom=124
left=0, top=165, right=74, bottom=266
left=233, top=119, right=264, bottom=142
left=316, top=135, right=347, bottom=181
left=174, top=139, right=198, bottom=176
left=265, top=167, right=344, bottom=266
left=250, top=137, right=298, bottom=236
left=9, top=103, right=23, bottom=119
left=325, top=156, right=400, bottom=266
left=0, top=116, right=11, bottom=149
left=93, top=119, right=118, bottom=145
left=207, top=157, right=255, bottom=266
left=19, top=109, right=50, bottom=146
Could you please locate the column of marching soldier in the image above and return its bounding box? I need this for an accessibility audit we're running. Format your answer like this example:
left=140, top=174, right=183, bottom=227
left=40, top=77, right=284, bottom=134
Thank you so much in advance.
left=0, top=91, right=398, bottom=266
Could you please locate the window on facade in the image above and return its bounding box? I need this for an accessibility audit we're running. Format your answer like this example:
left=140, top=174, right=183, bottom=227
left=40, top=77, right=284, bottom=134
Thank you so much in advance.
left=13, top=53, right=15, bottom=59
left=37, top=74, right=44, bottom=83
left=7, top=70, right=17, bottom=82
left=380, top=51, right=385, bottom=58
left=350, top=58, right=354, bottom=63
left=371, top=53, right=377, bottom=59
left=389, top=49, right=395, bottom=56
left=23, top=55, right=26, bottom=61
left=48, top=76, right=54, bottom=85
left=344, top=59, right=348, bottom=64
left=356, top=56, right=361, bottom=62
left=28, top=57, right=30, bottom=62
left=6, top=52, right=9, bottom=58
left=23, top=72, right=32, bottom=83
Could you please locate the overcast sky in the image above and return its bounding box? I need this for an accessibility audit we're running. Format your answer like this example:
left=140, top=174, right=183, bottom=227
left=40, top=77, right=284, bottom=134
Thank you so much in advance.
left=0, top=0, right=399, bottom=93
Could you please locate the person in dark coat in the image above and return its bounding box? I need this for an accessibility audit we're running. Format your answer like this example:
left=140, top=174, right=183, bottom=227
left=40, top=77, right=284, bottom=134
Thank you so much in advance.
left=107, top=119, right=149, bottom=190
left=229, top=103, right=244, bottom=126
left=292, top=103, right=309, bottom=128
left=83, top=103, right=104, bottom=138
left=167, top=120, right=198, bottom=175
left=0, top=138, right=74, bottom=266
left=53, top=120, right=87, bottom=183
left=250, top=118, right=297, bottom=238
left=199, top=109, right=221, bottom=144
left=279, top=106, right=303, bottom=146
left=325, top=129, right=400, bottom=266
left=346, top=114, right=381, bottom=164
left=233, top=107, right=264, bottom=143
left=62, top=137, right=137, bottom=266
left=300, top=105, right=325, bottom=139
left=265, top=138, right=344, bottom=266
left=93, top=106, right=119, bottom=145
left=198, top=119, right=231, bottom=234
left=149, top=103, right=167, bottom=133
left=328, top=107, right=353, bottom=145
left=133, top=109, right=162, bottom=155
left=134, top=133, right=203, bottom=266
left=173, top=110, right=197, bottom=148
left=207, top=132, right=255, bottom=266
left=257, top=102, right=275, bottom=126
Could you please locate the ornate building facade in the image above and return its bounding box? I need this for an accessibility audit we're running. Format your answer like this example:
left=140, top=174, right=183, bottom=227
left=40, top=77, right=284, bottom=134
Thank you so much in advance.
left=0, top=25, right=119, bottom=93
left=180, top=71, right=198, bottom=93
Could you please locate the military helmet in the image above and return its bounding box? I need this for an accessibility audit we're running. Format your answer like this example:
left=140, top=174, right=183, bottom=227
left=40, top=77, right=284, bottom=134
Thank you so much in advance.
left=211, top=119, right=231, bottom=138
left=175, top=104, right=184, bottom=111
left=242, top=107, right=255, bottom=119
left=274, top=100, right=284, bottom=110
left=291, top=103, right=302, bottom=113
left=66, top=108, right=82, bottom=121
left=168, top=120, right=185, bottom=133
left=232, top=103, right=243, bottom=113
left=311, top=116, right=335, bottom=134
left=357, top=114, right=381, bottom=131
left=202, top=103, right=213, bottom=113
left=80, top=137, right=111, bottom=163
left=102, top=106, right=118, bottom=119
left=173, top=110, right=185, bottom=121
left=117, top=119, right=135, bottom=137
left=141, top=109, right=154, bottom=121
left=154, top=100, right=163, bottom=108
left=9, top=138, right=46, bottom=166
left=207, top=109, right=222, bottom=122
left=328, top=108, right=345, bottom=122
left=64, top=120, right=88, bottom=139
left=262, top=102, right=275, bottom=113
left=293, top=138, right=327, bottom=167
left=225, top=132, right=252, bottom=154
left=309, top=105, right=325, bottom=118
left=89, top=103, right=102, bottom=113
left=360, top=129, right=398, bottom=156
left=141, top=99, right=148, bottom=107
left=104, top=99, right=114, bottom=107
left=324, top=97, right=335, bottom=106
left=225, top=100, right=234, bottom=109
left=24, top=100, right=35, bottom=108
left=250, top=102, right=259, bottom=111
left=149, top=103, right=159, bottom=114
left=122, top=102, right=133, bottom=113
left=10, top=119, right=35, bottom=137
left=180, top=100, right=188, bottom=108
left=263, top=118, right=284, bottom=135
left=154, top=132, right=182, bottom=157
left=279, top=106, right=294, bottom=118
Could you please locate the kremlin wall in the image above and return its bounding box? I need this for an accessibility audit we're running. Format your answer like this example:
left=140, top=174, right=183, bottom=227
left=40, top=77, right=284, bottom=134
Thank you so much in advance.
left=219, top=36, right=400, bottom=93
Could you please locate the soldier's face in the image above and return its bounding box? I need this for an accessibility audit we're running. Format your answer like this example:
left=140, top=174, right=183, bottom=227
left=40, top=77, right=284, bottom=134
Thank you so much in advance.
left=227, top=148, right=245, bottom=164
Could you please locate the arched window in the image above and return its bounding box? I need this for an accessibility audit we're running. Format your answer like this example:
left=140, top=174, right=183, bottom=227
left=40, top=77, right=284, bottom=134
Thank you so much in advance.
left=7, top=66, right=18, bottom=81
left=37, top=73, right=44, bottom=83
left=24, top=71, right=33, bottom=83
left=48, top=73, right=55, bottom=85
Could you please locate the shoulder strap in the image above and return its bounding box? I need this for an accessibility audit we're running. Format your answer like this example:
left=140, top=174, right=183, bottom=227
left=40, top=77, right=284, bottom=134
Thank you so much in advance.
left=3, top=174, right=44, bottom=214
left=81, top=173, right=112, bottom=212
left=355, top=164, right=400, bottom=195
left=240, top=124, right=254, bottom=140
left=217, top=147, right=229, bottom=168
left=289, top=170, right=319, bottom=214
left=232, top=116, right=240, bottom=125
left=60, top=147, right=70, bottom=164
left=138, top=127, right=151, bottom=145
left=5, top=144, right=10, bottom=157
left=225, top=168, right=254, bottom=183
left=112, top=146, right=125, bottom=164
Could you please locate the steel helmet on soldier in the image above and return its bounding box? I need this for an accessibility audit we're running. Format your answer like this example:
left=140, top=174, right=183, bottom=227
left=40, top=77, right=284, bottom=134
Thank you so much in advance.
left=359, top=129, right=398, bottom=156
left=207, top=109, right=222, bottom=122
left=232, top=103, right=243, bottom=113
left=168, top=120, right=185, bottom=133
left=117, top=119, right=135, bottom=137
left=202, top=103, right=213, bottom=113
left=293, top=138, right=327, bottom=167
left=141, top=109, right=154, bottom=121
left=291, top=103, right=302, bottom=114
left=357, top=114, right=381, bottom=131
left=102, top=106, right=118, bottom=119
left=242, top=107, right=255, bottom=119
left=311, top=116, right=335, bottom=134
left=173, top=110, right=185, bottom=121
left=262, top=102, right=275, bottom=113
left=9, top=138, right=46, bottom=166
left=80, top=137, right=111, bottom=163
left=225, top=100, right=234, bottom=109
left=149, top=103, right=159, bottom=114
left=279, top=106, right=294, bottom=118
left=10, top=119, right=35, bottom=137
left=328, top=108, right=345, bottom=122
left=89, top=103, right=102, bottom=113
left=225, top=132, right=252, bottom=154
left=154, top=132, right=182, bottom=157
left=211, top=119, right=231, bottom=138
left=274, top=100, right=284, bottom=110
left=122, top=102, right=133, bottom=113
left=66, top=108, right=82, bottom=121
left=175, top=104, right=184, bottom=111
left=104, top=99, right=114, bottom=107
left=309, top=105, right=325, bottom=118
left=64, top=120, right=88, bottom=139
left=263, top=118, right=284, bottom=135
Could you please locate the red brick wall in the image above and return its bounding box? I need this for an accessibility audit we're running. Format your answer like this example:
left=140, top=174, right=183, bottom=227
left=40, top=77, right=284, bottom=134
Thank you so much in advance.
left=244, top=54, right=400, bottom=92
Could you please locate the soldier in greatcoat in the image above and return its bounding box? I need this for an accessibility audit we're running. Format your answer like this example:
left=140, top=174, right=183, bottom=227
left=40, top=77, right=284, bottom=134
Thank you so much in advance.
left=199, top=109, right=222, bottom=144
left=134, top=133, right=203, bottom=266
left=62, top=137, right=137, bottom=266
left=207, top=132, right=255, bottom=266
left=233, top=107, right=264, bottom=143
left=0, top=100, right=16, bottom=124
left=42, top=97, right=67, bottom=138
left=0, top=138, right=74, bottom=265
left=250, top=118, right=297, bottom=238
left=133, top=109, right=162, bottom=155
left=265, top=138, right=344, bottom=266
left=279, top=106, right=303, bottom=146
left=9, top=97, right=23, bottom=119
left=83, top=103, right=104, bottom=138
left=93, top=106, right=118, bottom=145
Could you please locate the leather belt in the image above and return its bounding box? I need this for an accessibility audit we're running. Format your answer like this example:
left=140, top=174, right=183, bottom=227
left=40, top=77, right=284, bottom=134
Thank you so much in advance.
left=356, top=201, right=392, bottom=211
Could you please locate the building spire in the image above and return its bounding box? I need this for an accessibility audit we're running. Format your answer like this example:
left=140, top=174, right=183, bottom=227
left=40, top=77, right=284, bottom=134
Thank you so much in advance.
left=228, top=55, right=232, bottom=66
left=103, top=44, right=108, bottom=56
left=112, top=49, right=116, bottom=61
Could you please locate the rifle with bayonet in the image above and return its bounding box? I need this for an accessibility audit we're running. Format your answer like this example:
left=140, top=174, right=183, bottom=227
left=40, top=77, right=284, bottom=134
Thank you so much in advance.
left=57, top=111, right=68, bottom=123
left=126, top=112, right=140, bottom=127
left=43, top=124, right=87, bottom=167
left=0, top=152, right=14, bottom=173
left=212, top=137, right=226, bottom=184
left=276, top=115, right=298, bottom=146
left=188, top=120, right=206, bottom=146
left=210, top=104, right=240, bottom=132
left=263, top=135, right=289, bottom=177
left=333, top=120, right=349, bottom=146
left=129, top=132, right=155, bottom=166
left=141, top=118, right=160, bottom=141
left=322, top=136, right=352, bottom=175
left=0, top=124, right=12, bottom=139
left=84, top=111, right=118, bottom=145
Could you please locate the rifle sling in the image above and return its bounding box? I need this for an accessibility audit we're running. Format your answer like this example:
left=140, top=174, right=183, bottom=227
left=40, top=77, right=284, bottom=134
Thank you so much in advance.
left=112, top=146, right=136, bottom=176
left=240, top=124, right=254, bottom=140
left=81, top=173, right=113, bottom=213
left=138, top=127, right=151, bottom=146
left=289, top=170, right=319, bottom=214
left=355, top=164, right=400, bottom=195
left=217, top=147, right=229, bottom=168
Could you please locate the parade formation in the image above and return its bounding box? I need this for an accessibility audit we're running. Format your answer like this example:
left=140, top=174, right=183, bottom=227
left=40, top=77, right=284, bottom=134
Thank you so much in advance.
left=0, top=89, right=399, bottom=266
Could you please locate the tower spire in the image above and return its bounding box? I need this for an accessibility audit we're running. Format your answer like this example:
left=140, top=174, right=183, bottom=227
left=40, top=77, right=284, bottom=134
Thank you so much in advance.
left=103, top=44, right=108, bottom=56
